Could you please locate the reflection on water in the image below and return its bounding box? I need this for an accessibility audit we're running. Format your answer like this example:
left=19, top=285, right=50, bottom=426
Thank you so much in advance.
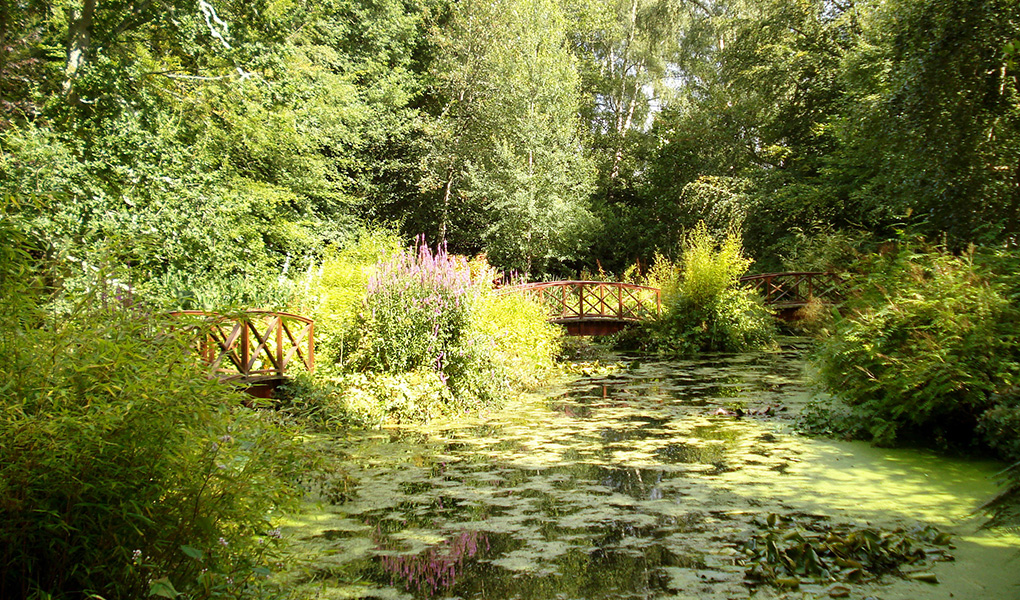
left=280, top=343, right=1016, bottom=599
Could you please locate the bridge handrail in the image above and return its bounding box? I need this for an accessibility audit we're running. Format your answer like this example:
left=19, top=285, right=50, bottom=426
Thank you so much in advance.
left=738, top=271, right=847, bottom=306
left=170, top=310, right=315, bottom=383
left=507, top=280, right=661, bottom=292
left=503, top=280, right=662, bottom=323
left=739, top=271, right=833, bottom=280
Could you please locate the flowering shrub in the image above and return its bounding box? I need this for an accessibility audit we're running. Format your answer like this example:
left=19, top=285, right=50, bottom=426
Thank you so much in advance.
left=356, top=240, right=477, bottom=374
left=349, top=239, right=502, bottom=409
left=285, top=236, right=562, bottom=425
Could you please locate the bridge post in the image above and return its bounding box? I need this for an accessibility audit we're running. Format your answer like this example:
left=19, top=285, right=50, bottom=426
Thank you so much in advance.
left=241, top=321, right=250, bottom=379
left=276, top=316, right=284, bottom=378
left=307, top=324, right=315, bottom=372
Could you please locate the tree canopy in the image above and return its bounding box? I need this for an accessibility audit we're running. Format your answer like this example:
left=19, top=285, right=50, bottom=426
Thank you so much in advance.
left=1, top=0, right=1017, bottom=289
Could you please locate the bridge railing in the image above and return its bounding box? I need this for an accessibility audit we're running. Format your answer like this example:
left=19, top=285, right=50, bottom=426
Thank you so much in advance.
left=506, top=281, right=662, bottom=323
left=170, top=310, right=314, bottom=383
left=738, top=271, right=847, bottom=307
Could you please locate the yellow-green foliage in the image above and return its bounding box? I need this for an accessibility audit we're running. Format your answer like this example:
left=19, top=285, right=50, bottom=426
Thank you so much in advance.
left=327, top=371, right=455, bottom=426
left=294, top=231, right=401, bottom=368
left=677, top=221, right=753, bottom=307
left=639, top=222, right=774, bottom=355
left=643, top=251, right=680, bottom=292
left=471, top=292, right=562, bottom=388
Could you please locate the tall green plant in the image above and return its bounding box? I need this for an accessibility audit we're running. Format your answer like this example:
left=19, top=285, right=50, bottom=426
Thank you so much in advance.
left=641, top=222, right=775, bottom=355
left=294, top=232, right=402, bottom=370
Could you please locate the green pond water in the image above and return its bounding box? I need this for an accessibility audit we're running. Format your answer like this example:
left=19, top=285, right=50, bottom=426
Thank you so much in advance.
left=280, top=343, right=1020, bottom=599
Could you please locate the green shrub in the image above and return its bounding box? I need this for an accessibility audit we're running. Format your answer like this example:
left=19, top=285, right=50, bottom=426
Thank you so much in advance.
left=677, top=221, right=753, bottom=306
left=813, top=245, right=1020, bottom=447
left=276, top=370, right=455, bottom=428
left=469, top=292, right=562, bottom=389
left=0, top=216, right=306, bottom=599
left=641, top=222, right=776, bottom=355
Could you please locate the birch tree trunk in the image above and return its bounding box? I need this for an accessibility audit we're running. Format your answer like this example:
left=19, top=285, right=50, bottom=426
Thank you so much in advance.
left=63, top=0, right=97, bottom=100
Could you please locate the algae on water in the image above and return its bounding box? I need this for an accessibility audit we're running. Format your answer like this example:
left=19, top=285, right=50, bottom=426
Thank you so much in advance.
left=280, top=348, right=1019, bottom=599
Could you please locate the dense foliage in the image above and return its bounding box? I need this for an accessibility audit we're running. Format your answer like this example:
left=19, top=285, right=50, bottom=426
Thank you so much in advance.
left=2, top=0, right=1016, bottom=280
left=0, top=213, right=305, bottom=600
left=812, top=247, right=1019, bottom=446
left=810, top=247, right=1020, bottom=453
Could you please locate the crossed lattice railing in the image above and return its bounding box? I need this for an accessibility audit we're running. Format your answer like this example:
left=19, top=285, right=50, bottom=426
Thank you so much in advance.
left=506, top=281, right=662, bottom=323
left=171, top=310, right=314, bottom=383
left=738, top=272, right=847, bottom=307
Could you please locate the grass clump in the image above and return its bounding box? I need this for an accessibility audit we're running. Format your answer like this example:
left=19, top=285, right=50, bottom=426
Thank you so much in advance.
left=635, top=222, right=776, bottom=355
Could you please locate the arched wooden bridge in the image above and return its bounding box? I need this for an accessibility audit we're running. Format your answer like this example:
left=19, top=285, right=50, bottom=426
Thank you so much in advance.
left=171, top=310, right=314, bottom=396
left=507, top=272, right=846, bottom=335
left=738, top=271, right=848, bottom=318
left=505, top=281, right=662, bottom=336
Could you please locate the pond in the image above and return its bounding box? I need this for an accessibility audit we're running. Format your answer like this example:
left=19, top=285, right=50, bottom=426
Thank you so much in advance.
left=279, top=342, right=1020, bottom=599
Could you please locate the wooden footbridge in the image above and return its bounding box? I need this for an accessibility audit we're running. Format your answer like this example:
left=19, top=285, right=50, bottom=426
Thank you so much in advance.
left=506, top=272, right=846, bottom=335
left=171, top=310, right=314, bottom=396
left=507, top=281, right=662, bottom=336
left=738, top=271, right=847, bottom=318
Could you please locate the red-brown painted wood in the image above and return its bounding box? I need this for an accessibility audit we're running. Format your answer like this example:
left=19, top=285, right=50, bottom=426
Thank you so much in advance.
left=170, top=310, right=315, bottom=394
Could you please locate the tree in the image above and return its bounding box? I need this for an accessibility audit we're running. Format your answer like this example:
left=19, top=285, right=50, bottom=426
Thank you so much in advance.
left=414, top=0, right=594, bottom=275
left=564, top=0, right=712, bottom=192
left=831, top=0, right=1020, bottom=246
left=0, top=0, right=432, bottom=306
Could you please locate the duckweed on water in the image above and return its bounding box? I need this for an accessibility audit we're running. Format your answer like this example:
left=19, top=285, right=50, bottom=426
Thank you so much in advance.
left=279, top=348, right=1018, bottom=599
